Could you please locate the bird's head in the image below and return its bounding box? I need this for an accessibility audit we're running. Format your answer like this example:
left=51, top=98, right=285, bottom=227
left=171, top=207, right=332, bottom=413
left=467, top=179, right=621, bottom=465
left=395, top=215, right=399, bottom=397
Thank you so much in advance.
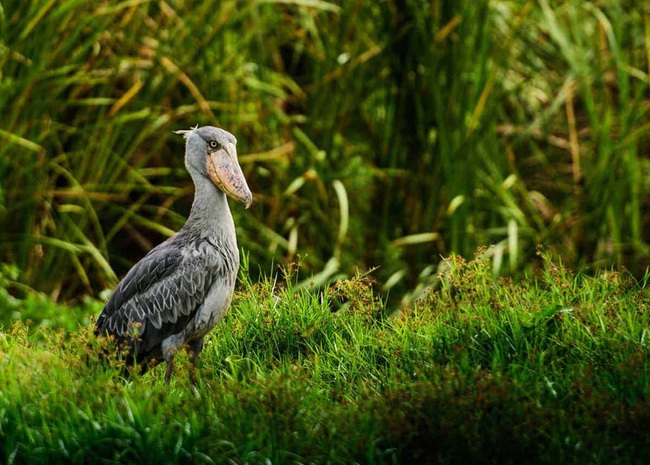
left=176, top=126, right=253, bottom=209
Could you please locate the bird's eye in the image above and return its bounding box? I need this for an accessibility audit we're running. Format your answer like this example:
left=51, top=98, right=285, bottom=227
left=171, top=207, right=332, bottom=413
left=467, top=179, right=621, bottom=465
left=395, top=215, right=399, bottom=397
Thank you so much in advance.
left=209, top=140, right=219, bottom=149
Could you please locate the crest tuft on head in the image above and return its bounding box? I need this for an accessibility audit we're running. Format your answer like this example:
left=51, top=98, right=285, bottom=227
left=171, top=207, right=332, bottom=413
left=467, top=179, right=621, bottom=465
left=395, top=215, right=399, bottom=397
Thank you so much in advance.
left=173, top=125, right=199, bottom=139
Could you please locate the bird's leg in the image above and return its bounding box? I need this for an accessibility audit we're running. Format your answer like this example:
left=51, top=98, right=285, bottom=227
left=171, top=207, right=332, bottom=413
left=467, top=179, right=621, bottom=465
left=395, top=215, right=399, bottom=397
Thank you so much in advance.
left=162, top=336, right=182, bottom=385
left=187, top=338, right=205, bottom=386
left=164, top=359, right=175, bottom=385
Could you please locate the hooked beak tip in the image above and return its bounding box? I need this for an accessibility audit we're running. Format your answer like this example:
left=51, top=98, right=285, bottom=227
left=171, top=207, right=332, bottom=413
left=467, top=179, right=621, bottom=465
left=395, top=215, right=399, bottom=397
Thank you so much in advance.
left=239, top=189, right=253, bottom=209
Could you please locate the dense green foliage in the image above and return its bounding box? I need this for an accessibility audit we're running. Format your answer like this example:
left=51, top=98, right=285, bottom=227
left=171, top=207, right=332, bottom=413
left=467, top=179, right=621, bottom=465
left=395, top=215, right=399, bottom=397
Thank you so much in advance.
left=1, top=1, right=648, bottom=300
left=1, top=252, right=649, bottom=463
left=2, top=3, right=649, bottom=462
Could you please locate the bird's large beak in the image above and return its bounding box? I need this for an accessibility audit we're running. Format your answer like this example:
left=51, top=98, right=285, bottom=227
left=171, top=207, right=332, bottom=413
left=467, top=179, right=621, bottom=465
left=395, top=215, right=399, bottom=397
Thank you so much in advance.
left=207, top=142, right=253, bottom=208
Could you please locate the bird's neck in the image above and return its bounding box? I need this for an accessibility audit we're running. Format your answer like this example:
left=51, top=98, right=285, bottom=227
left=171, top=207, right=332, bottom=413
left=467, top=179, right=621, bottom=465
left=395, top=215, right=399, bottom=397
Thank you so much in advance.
left=185, top=174, right=236, bottom=242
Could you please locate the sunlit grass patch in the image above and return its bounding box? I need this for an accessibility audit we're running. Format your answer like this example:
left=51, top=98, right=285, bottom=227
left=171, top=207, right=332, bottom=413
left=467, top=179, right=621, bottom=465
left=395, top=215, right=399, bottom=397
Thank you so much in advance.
left=1, top=253, right=650, bottom=463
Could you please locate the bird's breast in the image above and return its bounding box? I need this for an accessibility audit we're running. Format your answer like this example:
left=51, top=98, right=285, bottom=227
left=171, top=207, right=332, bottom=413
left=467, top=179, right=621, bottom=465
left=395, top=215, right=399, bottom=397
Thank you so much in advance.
left=182, top=236, right=239, bottom=339
left=190, top=273, right=236, bottom=339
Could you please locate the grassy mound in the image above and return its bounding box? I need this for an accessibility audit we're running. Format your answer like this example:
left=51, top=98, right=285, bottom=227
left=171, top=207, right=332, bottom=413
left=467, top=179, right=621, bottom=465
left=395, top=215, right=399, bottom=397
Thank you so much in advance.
left=1, top=253, right=649, bottom=464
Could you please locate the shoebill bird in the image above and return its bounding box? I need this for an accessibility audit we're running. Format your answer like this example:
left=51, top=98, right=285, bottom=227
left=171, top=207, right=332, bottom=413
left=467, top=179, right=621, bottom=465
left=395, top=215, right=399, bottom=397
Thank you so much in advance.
left=95, top=126, right=252, bottom=384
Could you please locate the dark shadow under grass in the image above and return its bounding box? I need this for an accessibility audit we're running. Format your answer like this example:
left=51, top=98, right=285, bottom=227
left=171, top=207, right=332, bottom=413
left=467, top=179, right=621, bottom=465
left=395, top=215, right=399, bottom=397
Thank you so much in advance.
left=1, top=253, right=650, bottom=463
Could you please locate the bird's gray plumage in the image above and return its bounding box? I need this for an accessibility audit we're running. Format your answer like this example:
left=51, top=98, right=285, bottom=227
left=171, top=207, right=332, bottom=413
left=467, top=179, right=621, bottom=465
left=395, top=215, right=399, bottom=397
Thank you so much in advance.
left=95, top=126, right=251, bottom=383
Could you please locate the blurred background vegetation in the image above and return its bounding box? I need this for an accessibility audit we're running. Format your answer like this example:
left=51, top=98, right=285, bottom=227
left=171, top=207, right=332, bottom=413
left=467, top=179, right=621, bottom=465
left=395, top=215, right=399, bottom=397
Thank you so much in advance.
left=0, top=0, right=649, bottom=305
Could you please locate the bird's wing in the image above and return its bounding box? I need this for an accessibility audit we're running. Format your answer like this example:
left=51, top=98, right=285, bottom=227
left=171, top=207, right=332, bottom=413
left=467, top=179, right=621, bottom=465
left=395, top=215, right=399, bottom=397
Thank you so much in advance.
left=96, top=240, right=219, bottom=342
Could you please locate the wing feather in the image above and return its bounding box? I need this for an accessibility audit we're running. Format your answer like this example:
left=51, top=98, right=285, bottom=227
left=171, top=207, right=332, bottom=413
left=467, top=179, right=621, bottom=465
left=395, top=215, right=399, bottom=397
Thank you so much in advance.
left=96, top=240, right=222, bottom=345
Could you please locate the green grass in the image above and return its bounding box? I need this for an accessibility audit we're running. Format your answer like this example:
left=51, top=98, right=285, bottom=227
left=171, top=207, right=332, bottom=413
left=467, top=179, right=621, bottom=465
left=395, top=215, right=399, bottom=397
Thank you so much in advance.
left=1, top=252, right=649, bottom=464
left=1, top=0, right=649, bottom=302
